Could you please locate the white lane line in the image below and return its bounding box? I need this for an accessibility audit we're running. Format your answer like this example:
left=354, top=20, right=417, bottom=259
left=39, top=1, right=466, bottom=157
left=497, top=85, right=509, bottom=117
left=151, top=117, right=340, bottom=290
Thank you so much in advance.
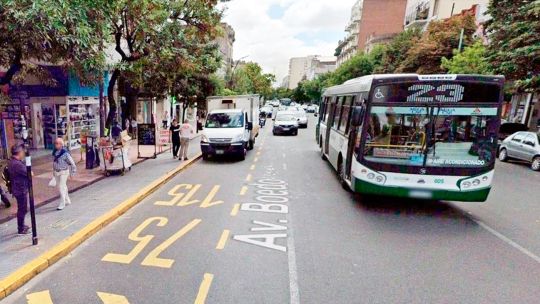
left=287, top=220, right=300, bottom=304
left=475, top=219, right=540, bottom=264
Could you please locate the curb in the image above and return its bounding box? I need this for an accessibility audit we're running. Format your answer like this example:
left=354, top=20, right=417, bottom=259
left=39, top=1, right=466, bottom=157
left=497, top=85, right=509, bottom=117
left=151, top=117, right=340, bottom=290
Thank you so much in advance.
left=0, top=153, right=202, bottom=300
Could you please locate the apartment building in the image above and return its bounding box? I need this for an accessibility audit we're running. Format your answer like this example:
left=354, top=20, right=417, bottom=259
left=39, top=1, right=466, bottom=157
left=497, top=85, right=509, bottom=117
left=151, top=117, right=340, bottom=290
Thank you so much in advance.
left=336, top=0, right=363, bottom=67
left=404, top=0, right=490, bottom=30
left=215, top=23, right=235, bottom=77
left=287, top=56, right=336, bottom=89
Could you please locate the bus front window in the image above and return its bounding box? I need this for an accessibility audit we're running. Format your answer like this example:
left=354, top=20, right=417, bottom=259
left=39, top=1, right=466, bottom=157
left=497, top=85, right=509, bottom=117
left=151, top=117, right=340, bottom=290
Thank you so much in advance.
left=363, top=106, right=499, bottom=168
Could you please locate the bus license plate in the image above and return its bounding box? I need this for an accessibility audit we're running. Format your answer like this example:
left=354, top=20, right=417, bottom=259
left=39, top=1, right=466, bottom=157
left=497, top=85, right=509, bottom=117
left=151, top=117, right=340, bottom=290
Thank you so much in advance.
left=409, top=190, right=432, bottom=199
left=216, top=150, right=224, bottom=155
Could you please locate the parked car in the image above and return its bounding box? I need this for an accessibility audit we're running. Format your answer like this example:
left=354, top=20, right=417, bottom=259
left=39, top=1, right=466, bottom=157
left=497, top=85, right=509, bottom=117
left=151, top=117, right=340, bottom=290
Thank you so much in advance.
left=295, top=111, right=308, bottom=128
left=306, top=105, right=316, bottom=113
left=273, top=111, right=299, bottom=136
left=499, top=131, right=540, bottom=171
left=496, top=122, right=528, bottom=156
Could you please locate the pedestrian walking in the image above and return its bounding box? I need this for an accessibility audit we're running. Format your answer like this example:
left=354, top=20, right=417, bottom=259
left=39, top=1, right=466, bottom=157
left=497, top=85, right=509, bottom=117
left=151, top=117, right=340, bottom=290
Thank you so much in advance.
left=179, top=119, right=194, bottom=161
left=0, top=186, right=10, bottom=208
left=7, top=144, right=30, bottom=234
left=169, top=119, right=181, bottom=159
left=1, top=164, right=12, bottom=208
left=131, top=118, right=138, bottom=139
left=52, top=138, right=76, bottom=210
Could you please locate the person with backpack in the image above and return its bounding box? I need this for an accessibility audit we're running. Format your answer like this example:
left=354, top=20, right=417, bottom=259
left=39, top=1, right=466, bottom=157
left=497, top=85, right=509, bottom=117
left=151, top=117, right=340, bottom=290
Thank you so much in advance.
left=52, top=138, right=76, bottom=210
left=7, top=144, right=30, bottom=234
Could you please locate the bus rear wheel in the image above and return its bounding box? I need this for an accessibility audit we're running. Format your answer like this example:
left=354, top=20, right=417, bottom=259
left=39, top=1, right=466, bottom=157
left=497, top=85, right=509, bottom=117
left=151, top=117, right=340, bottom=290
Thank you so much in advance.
left=338, top=158, right=350, bottom=191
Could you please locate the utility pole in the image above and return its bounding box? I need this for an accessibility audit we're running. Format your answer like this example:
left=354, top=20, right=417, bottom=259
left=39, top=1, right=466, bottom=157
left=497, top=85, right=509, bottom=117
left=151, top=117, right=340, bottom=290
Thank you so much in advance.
left=17, top=91, right=38, bottom=245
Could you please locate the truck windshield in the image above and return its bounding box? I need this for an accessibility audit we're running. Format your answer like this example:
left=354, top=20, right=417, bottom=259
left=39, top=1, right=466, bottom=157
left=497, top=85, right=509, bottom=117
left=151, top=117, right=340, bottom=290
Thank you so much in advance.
left=205, top=113, right=244, bottom=128
left=363, top=106, right=499, bottom=168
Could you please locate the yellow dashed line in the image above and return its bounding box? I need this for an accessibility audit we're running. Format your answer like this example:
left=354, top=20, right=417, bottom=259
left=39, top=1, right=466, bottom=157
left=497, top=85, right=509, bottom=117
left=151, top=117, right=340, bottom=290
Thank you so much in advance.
left=250, top=164, right=256, bottom=170
left=239, top=186, right=248, bottom=195
left=245, top=174, right=252, bottom=182
left=256, top=151, right=261, bottom=156
left=254, top=157, right=259, bottom=163
left=216, top=230, right=230, bottom=250
left=230, top=203, right=240, bottom=216
left=194, top=273, right=214, bottom=304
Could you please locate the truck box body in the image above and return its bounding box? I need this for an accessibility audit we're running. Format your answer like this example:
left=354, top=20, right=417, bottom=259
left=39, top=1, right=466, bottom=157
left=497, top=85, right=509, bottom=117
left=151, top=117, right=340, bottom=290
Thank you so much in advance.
left=201, top=95, right=261, bottom=160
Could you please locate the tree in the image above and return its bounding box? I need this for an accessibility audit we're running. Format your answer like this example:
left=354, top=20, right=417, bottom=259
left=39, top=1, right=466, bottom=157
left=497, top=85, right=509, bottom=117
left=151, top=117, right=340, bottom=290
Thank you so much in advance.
left=292, top=81, right=309, bottom=103
left=0, top=0, right=108, bottom=90
left=374, top=28, right=422, bottom=73
left=231, top=62, right=275, bottom=99
left=398, top=13, right=477, bottom=74
left=486, top=0, right=540, bottom=92
left=441, top=41, right=492, bottom=74
left=104, top=0, right=221, bottom=126
left=327, top=52, right=374, bottom=86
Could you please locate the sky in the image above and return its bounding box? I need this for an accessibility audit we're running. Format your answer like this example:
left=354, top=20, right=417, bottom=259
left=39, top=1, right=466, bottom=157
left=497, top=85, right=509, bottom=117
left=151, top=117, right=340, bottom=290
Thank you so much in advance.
left=218, top=0, right=355, bottom=83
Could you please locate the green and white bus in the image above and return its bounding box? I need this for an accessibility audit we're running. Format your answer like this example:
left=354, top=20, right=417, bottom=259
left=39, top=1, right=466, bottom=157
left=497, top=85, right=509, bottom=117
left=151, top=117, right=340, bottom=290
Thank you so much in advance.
left=318, top=74, right=505, bottom=202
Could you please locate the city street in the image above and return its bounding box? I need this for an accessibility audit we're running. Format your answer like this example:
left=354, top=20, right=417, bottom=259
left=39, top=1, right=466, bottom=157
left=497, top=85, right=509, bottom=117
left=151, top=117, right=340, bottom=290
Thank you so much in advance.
left=3, top=115, right=540, bottom=304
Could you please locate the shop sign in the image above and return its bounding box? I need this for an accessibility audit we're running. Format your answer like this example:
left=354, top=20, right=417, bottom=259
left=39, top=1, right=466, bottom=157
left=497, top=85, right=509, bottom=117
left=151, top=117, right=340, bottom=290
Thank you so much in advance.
left=159, top=130, right=169, bottom=145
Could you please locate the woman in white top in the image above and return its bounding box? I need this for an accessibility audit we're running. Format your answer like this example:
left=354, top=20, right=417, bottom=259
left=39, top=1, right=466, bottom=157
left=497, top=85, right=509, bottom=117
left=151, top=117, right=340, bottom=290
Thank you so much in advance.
left=179, top=119, right=194, bottom=161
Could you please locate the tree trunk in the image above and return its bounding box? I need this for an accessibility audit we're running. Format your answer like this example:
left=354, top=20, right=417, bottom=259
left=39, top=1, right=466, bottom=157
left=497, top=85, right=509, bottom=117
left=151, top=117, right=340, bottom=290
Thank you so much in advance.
left=0, top=51, right=22, bottom=86
left=106, top=69, right=121, bottom=130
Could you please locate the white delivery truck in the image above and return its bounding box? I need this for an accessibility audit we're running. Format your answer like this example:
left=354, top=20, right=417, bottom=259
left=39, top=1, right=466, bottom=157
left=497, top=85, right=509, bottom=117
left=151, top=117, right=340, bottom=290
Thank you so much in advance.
left=200, top=94, right=260, bottom=160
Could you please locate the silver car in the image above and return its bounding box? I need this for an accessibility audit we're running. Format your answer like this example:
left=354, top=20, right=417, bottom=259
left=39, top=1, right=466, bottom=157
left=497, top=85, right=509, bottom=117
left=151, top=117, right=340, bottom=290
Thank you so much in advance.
left=499, top=131, right=540, bottom=171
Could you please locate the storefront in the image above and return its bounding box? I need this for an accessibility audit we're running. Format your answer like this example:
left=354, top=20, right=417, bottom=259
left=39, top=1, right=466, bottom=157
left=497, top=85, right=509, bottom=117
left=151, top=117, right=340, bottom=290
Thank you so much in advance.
left=0, top=67, right=107, bottom=158
left=509, top=92, right=540, bottom=130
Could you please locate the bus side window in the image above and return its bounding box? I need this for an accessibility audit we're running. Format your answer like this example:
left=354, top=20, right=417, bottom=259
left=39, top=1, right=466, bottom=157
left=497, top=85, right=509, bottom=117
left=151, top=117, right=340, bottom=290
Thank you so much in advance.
left=341, top=96, right=354, bottom=133
left=322, top=97, right=330, bottom=123
left=333, top=96, right=344, bottom=129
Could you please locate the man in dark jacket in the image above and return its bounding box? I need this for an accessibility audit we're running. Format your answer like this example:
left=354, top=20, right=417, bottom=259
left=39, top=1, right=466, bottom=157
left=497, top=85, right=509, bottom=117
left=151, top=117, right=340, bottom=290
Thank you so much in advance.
left=8, top=144, right=30, bottom=234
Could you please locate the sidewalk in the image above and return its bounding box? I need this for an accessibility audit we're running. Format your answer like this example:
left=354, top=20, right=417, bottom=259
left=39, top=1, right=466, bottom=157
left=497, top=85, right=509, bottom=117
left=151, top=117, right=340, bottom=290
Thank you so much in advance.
left=0, top=141, right=179, bottom=224
left=0, top=136, right=201, bottom=283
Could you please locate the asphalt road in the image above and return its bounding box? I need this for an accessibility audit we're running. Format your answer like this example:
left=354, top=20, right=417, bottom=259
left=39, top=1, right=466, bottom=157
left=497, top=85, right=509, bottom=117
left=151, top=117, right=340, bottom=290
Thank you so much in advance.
left=3, top=115, right=540, bottom=304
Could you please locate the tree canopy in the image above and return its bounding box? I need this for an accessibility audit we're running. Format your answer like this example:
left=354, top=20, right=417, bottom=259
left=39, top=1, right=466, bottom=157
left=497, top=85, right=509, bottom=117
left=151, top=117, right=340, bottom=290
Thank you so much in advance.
left=441, top=41, right=492, bottom=74
left=397, top=13, right=477, bottom=74
left=486, top=0, right=540, bottom=92
left=230, top=62, right=275, bottom=99
left=0, top=0, right=108, bottom=88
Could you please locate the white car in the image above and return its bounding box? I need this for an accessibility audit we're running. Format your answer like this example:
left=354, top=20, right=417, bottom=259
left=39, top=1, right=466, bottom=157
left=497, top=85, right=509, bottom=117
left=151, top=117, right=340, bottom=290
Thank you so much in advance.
left=273, top=111, right=299, bottom=136
left=295, top=111, right=308, bottom=128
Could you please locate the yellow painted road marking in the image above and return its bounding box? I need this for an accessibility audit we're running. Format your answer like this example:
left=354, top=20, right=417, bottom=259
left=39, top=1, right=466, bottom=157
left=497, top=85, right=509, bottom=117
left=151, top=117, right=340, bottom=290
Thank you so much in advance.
left=256, top=151, right=261, bottom=156
left=97, top=292, right=130, bottom=304
left=102, top=217, right=168, bottom=264
left=194, top=273, right=214, bottom=304
left=250, top=164, right=256, bottom=170
left=253, top=157, right=259, bottom=163
left=216, top=230, right=230, bottom=250
left=199, top=185, right=224, bottom=208
left=26, top=290, right=53, bottom=304
left=230, top=204, right=240, bottom=216
left=245, top=174, right=252, bottom=182
left=239, top=186, right=248, bottom=196
left=141, top=219, right=202, bottom=268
